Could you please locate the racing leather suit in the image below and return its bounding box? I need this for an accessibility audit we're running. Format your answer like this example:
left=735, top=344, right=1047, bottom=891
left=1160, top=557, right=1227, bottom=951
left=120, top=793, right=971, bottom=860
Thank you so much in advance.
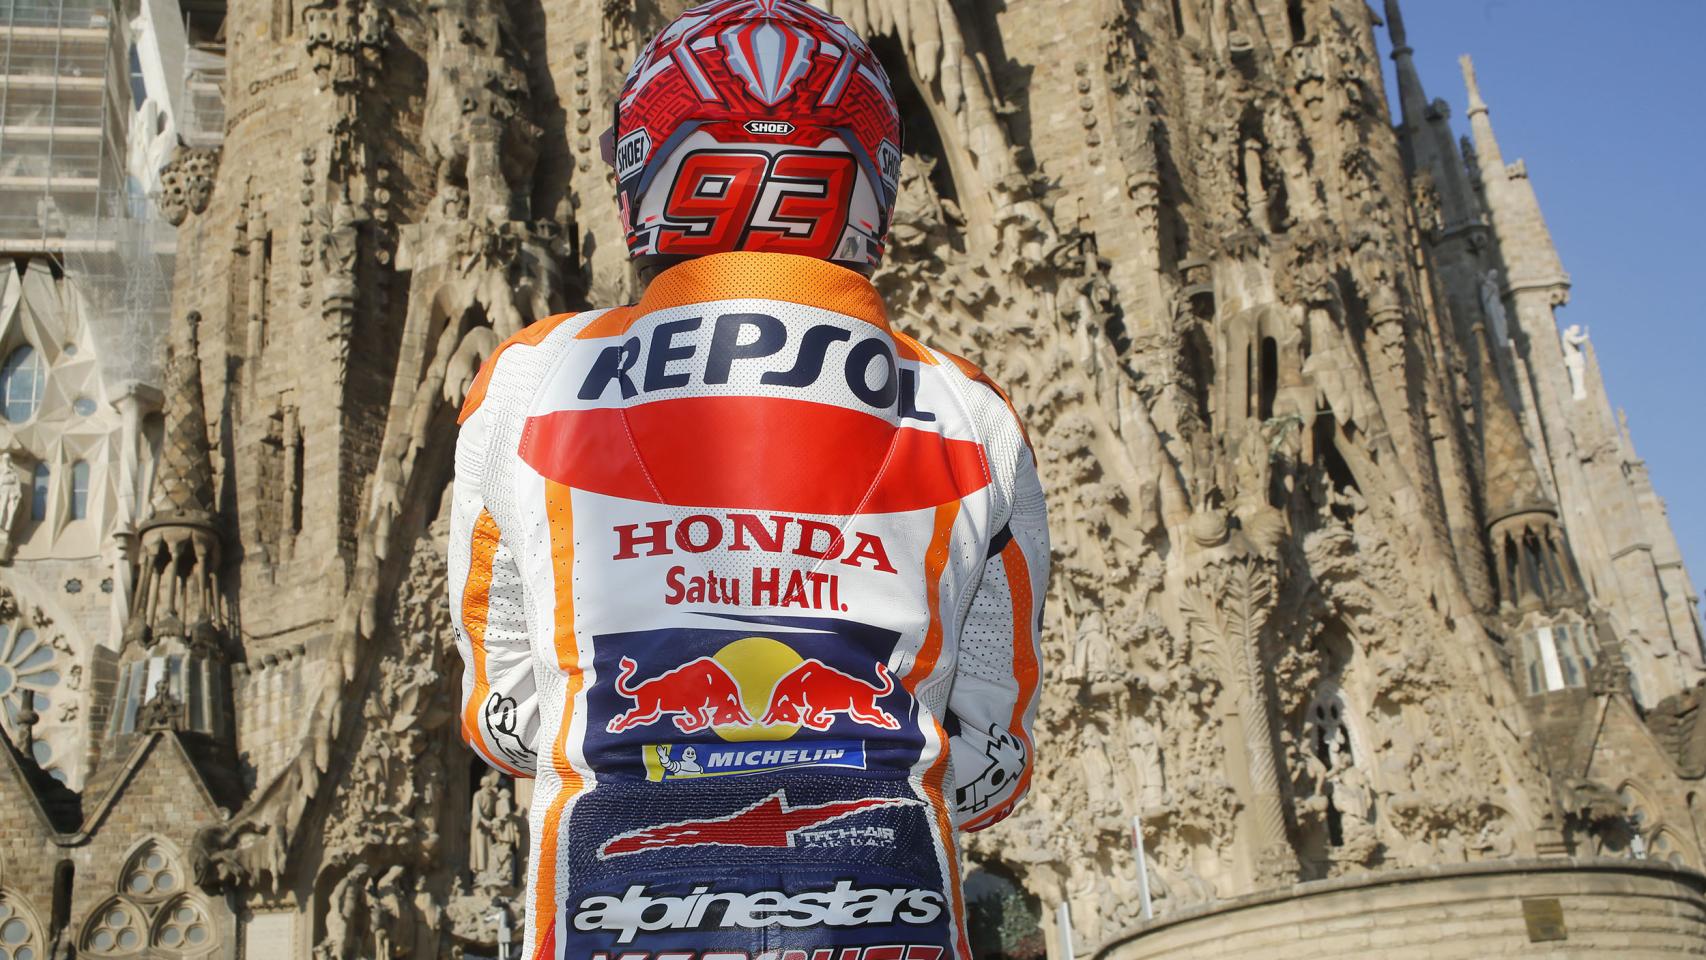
left=450, top=251, right=1050, bottom=960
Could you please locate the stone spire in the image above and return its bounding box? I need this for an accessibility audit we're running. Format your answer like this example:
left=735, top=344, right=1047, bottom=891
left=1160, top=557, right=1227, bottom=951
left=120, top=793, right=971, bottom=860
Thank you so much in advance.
left=125, top=311, right=225, bottom=653
left=148, top=312, right=218, bottom=527
left=1460, top=55, right=1570, bottom=293
left=1385, top=0, right=1479, bottom=232
left=1471, top=321, right=1584, bottom=617
left=1384, top=0, right=1426, bottom=128
left=1474, top=326, right=1550, bottom=524
left=108, top=312, right=234, bottom=752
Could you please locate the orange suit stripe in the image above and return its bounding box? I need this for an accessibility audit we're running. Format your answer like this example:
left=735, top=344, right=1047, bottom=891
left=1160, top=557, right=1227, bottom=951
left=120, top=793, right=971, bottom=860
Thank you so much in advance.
left=459, top=511, right=528, bottom=779
left=923, top=721, right=971, bottom=960
left=536, top=479, right=588, bottom=947
left=458, top=312, right=581, bottom=423
left=904, top=502, right=970, bottom=960
left=903, top=502, right=960, bottom=695
left=959, top=540, right=1039, bottom=833
left=1000, top=539, right=1039, bottom=795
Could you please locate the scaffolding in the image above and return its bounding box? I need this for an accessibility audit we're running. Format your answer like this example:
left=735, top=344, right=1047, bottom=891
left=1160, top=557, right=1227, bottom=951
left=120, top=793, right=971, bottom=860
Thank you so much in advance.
left=178, top=42, right=221, bottom=148
left=0, top=0, right=132, bottom=254
left=0, top=0, right=191, bottom=388
left=64, top=190, right=172, bottom=385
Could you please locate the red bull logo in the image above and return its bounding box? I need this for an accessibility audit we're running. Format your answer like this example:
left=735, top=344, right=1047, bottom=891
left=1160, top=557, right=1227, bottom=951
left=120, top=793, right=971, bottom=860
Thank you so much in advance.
left=607, top=656, right=754, bottom=734
left=760, top=660, right=899, bottom=730
left=608, top=638, right=904, bottom=740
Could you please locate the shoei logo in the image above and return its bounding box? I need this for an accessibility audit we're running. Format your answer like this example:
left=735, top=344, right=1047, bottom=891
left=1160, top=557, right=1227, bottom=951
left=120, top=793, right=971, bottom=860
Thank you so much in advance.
left=616, top=128, right=652, bottom=181
left=573, top=880, right=946, bottom=943
left=878, top=140, right=901, bottom=192
left=744, top=119, right=796, bottom=136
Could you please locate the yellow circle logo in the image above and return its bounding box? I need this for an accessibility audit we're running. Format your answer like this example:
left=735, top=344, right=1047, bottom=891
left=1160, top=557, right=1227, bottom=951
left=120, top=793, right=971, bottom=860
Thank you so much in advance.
left=711, top=636, right=801, bottom=742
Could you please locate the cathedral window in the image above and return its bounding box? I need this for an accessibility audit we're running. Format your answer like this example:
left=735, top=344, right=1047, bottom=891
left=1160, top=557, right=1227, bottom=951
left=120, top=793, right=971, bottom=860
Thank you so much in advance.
left=151, top=897, right=213, bottom=951
left=127, top=45, right=147, bottom=109
left=0, top=625, right=57, bottom=732
left=1287, top=0, right=1309, bottom=45
left=50, top=864, right=70, bottom=936
left=0, top=892, right=43, bottom=960
left=1305, top=686, right=1358, bottom=847
left=27, top=465, right=47, bottom=523
left=80, top=899, right=144, bottom=955
left=1518, top=621, right=1593, bottom=695
left=69, top=461, right=90, bottom=520
left=1, top=347, right=43, bottom=423
left=120, top=843, right=180, bottom=901
left=1648, top=829, right=1691, bottom=867
left=1258, top=336, right=1279, bottom=421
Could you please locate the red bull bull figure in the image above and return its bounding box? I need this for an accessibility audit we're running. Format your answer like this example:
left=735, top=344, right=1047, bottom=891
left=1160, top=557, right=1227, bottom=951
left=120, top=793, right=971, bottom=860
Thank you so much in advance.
left=449, top=3, right=1051, bottom=958
left=762, top=660, right=901, bottom=731
left=607, top=656, right=755, bottom=734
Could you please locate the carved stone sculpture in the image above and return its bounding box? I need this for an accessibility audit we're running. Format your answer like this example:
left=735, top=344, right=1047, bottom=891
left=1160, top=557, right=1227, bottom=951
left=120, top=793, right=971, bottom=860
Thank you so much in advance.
left=8, top=3, right=1697, bottom=958
left=0, top=452, right=22, bottom=563
left=157, top=147, right=222, bottom=225
left=1562, top=324, right=1590, bottom=401
left=471, top=769, right=521, bottom=891
left=1479, top=269, right=1511, bottom=344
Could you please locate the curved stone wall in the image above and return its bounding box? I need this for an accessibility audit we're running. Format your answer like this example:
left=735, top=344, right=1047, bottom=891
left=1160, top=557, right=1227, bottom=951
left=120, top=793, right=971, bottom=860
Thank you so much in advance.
left=1093, top=859, right=1706, bottom=960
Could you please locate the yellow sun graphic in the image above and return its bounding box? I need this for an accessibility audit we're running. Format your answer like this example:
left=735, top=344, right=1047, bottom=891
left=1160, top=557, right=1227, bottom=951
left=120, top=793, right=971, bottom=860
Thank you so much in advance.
left=711, top=635, right=803, bottom=742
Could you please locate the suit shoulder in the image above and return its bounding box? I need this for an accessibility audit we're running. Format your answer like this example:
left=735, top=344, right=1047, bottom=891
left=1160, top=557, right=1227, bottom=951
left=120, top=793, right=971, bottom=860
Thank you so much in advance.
left=457, top=311, right=588, bottom=423
left=929, top=347, right=1032, bottom=450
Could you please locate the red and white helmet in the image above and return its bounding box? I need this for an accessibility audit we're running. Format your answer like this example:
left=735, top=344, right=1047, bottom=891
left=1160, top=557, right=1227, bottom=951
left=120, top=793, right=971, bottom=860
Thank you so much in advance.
left=602, top=0, right=903, bottom=273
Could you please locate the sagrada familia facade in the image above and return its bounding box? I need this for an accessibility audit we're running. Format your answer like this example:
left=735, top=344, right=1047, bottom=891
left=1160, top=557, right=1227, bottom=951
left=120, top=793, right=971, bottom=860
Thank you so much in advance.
left=0, top=0, right=1703, bottom=957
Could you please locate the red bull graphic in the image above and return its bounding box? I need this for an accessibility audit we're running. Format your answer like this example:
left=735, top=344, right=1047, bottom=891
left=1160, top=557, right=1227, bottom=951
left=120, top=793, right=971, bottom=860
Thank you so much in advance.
left=598, top=790, right=919, bottom=858
left=586, top=614, right=923, bottom=779
left=608, top=656, right=755, bottom=733
left=760, top=660, right=899, bottom=730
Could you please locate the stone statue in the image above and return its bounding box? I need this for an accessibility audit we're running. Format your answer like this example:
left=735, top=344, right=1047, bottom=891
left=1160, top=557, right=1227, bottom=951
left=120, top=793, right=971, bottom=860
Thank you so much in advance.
left=1329, top=761, right=1379, bottom=866
left=1562, top=325, right=1590, bottom=401
left=0, top=452, right=21, bottom=560
left=315, top=864, right=368, bottom=960
left=368, top=865, right=414, bottom=959
left=1479, top=269, right=1510, bottom=344
left=471, top=769, right=521, bottom=890
left=1242, top=140, right=1269, bottom=230
left=1128, top=715, right=1168, bottom=809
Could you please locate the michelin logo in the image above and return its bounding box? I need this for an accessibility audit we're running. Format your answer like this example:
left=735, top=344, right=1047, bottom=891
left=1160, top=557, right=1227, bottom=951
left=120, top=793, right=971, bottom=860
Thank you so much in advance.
left=646, top=741, right=868, bottom=781
left=574, top=881, right=946, bottom=943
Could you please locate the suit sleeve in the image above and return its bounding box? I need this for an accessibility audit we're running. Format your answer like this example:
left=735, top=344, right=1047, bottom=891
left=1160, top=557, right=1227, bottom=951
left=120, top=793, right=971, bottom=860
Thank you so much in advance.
left=947, top=414, right=1050, bottom=831
left=449, top=378, right=541, bottom=779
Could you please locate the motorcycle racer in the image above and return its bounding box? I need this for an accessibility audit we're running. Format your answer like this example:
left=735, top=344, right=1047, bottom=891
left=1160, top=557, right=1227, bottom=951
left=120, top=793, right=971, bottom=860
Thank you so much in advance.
left=449, top=3, right=1050, bottom=959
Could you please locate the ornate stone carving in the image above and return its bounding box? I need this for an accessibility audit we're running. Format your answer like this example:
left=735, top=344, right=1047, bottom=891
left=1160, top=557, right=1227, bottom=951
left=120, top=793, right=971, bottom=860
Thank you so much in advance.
left=45, top=4, right=1689, bottom=956
left=157, top=147, right=221, bottom=225
left=469, top=770, right=522, bottom=892
left=1562, top=324, right=1590, bottom=401
left=0, top=452, right=22, bottom=563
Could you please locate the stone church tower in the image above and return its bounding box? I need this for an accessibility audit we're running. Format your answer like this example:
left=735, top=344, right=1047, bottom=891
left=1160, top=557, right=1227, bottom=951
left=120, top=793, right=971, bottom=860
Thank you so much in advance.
left=0, top=0, right=1703, bottom=957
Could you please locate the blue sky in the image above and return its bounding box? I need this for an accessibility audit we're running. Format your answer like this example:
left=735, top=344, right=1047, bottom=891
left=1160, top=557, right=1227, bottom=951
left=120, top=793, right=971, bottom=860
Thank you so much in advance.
left=1371, top=0, right=1705, bottom=607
